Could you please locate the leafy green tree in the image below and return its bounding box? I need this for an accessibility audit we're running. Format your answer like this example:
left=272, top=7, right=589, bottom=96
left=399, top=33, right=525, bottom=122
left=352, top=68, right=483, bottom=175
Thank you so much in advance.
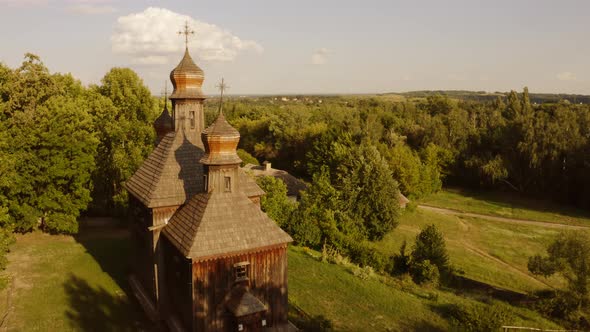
left=289, top=168, right=340, bottom=247
left=256, top=176, right=295, bottom=228
left=529, top=231, right=590, bottom=307
left=339, top=145, right=401, bottom=240
left=1, top=54, right=98, bottom=233
left=7, top=95, right=98, bottom=233
left=412, top=224, right=450, bottom=273
left=91, top=68, right=157, bottom=214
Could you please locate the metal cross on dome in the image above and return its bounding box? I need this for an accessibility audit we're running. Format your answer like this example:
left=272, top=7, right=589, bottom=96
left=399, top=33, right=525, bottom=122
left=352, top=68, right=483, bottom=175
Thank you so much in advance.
left=178, top=21, right=195, bottom=48
left=216, top=78, right=229, bottom=113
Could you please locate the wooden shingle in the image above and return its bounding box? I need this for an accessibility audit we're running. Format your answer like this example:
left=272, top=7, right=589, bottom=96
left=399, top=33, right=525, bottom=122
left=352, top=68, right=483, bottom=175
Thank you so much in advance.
left=163, top=190, right=292, bottom=260
left=125, top=129, right=204, bottom=208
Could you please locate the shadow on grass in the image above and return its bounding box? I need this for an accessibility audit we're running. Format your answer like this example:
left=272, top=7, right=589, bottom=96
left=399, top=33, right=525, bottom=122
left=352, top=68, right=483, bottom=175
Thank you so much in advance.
left=64, top=274, right=153, bottom=332
left=71, top=224, right=156, bottom=330
left=443, top=187, right=590, bottom=221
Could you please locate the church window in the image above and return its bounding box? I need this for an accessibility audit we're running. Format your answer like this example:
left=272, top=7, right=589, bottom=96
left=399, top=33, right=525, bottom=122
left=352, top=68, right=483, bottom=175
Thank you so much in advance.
left=234, top=261, right=250, bottom=281
left=203, top=175, right=208, bottom=191
left=224, top=176, right=231, bottom=192
left=189, top=110, right=195, bottom=129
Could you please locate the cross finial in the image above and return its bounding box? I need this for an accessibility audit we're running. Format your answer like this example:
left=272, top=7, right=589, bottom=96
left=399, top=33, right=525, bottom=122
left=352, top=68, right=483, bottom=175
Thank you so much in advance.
left=162, top=80, right=169, bottom=111
left=178, top=21, right=195, bottom=49
left=216, top=78, right=229, bottom=114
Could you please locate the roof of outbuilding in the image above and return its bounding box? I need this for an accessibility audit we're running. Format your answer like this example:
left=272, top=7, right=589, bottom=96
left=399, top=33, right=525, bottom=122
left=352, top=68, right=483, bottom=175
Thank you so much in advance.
left=242, top=163, right=307, bottom=197
left=124, top=129, right=204, bottom=208
left=162, top=190, right=292, bottom=260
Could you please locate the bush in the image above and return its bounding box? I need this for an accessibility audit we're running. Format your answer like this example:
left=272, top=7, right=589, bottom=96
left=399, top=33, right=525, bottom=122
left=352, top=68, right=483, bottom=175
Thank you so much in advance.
left=410, top=259, right=440, bottom=285
left=443, top=302, right=513, bottom=332
left=43, top=212, right=78, bottom=234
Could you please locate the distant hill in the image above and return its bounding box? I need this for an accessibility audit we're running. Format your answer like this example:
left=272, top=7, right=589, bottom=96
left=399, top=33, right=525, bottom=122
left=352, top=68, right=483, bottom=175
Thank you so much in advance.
left=381, top=90, right=590, bottom=104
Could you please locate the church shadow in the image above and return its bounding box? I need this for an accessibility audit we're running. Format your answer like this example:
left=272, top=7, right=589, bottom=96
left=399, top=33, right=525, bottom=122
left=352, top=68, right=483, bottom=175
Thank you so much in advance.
left=64, top=273, right=155, bottom=332
left=71, top=226, right=157, bottom=330
left=175, top=132, right=204, bottom=199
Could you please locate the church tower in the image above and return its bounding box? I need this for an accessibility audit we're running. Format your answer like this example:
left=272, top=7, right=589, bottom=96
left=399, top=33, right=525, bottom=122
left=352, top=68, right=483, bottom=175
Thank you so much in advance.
left=169, top=44, right=206, bottom=148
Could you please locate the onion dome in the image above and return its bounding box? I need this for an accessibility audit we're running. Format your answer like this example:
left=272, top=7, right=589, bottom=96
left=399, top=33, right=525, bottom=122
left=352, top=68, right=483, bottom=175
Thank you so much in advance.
left=200, top=112, right=241, bottom=165
left=153, top=104, right=173, bottom=141
left=169, top=48, right=205, bottom=99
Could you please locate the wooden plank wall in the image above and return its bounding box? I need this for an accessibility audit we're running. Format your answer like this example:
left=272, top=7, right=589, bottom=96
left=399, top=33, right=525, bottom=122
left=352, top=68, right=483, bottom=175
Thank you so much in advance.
left=192, top=246, right=288, bottom=331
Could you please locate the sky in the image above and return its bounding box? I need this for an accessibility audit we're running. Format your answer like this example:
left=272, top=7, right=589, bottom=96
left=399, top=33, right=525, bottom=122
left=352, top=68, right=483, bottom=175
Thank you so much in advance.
left=1, top=0, right=589, bottom=95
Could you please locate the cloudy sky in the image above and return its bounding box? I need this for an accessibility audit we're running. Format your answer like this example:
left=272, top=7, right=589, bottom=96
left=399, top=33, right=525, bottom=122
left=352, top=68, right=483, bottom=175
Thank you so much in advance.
left=1, top=0, right=589, bottom=95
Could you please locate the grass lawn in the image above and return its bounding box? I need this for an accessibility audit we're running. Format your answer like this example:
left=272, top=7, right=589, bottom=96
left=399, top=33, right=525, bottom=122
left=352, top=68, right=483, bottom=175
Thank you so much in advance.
left=0, top=230, right=150, bottom=332
left=376, top=209, right=565, bottom=294
left=420, top=188, right=590, bottom=226
left=288, top=246, right=561, bottom=331
left=0, top=224, right=563, bottom=331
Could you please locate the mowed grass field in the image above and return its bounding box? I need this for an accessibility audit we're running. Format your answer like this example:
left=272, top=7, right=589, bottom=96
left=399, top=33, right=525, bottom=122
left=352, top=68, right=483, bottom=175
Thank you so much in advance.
left=0, top=230, right=150, bottom=332
left=420, top=188, right=590, bottom=227
left=0, top=229, right=561, bottom=332
left=0, top=190, right=580, bottom=331
left=376, top=209, right=565, bottom=294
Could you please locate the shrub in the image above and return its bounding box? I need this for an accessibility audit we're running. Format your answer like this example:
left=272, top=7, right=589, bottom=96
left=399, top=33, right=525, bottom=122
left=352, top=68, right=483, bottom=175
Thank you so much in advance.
left=352, top=265, right=374, bottom=280
left=443, top=302, right=513, bottom=332
left=412, top=224, right=450, bottom=274
left=410, top=259, right=440, bottom=285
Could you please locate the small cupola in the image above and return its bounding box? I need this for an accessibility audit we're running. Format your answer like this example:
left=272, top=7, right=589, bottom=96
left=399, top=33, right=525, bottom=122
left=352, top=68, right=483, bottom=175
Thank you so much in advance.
left=200, top=111, right=241, bottom=166
left=154, top=102, right=173, bottom=144
left=169, top=48, right=205, bottom=100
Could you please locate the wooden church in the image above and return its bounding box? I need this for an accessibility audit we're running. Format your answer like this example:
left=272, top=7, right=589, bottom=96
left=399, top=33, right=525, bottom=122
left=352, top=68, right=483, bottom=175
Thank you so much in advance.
left=124, top=25, right=293, bottom=332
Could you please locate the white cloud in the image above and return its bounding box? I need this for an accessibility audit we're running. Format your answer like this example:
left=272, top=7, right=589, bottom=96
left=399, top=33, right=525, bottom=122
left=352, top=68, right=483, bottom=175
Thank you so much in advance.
left=556, top=71, right=576, bottom=81
left=67, top=4, right=116, bottom=14
left=111, top=7, right=263, bottom=64
left=311, top=48, right=330, bottom=65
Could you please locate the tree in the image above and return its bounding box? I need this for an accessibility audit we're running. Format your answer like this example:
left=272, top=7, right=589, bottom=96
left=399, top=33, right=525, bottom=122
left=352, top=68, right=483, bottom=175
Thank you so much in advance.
left=1, top=54, right=98, bottom=233
left=339, top=145, right=401, bottom=240
left=91, top=68, right=157, bottom=214
left=7, top=95, right=98, bottom=233
left=529, top=231, right=590, bottom=307
left=412, top=224, right=450, bottom=274
left=289, top=167, right=340, bottom=247
left=256, top=176, right=295, bottom=228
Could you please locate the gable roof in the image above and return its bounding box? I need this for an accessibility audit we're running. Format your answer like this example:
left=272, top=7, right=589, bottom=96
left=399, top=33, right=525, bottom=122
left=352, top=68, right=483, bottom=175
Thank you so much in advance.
left=124, top=130, right=204, bottom=208
left=162, top=191, right=292, bottom=260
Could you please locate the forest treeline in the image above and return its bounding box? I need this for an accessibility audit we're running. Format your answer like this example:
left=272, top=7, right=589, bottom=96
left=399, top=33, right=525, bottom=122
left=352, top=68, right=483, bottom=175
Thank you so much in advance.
left=218, top=90, right=590, bottom=208
left=1, top=53, right=589, bottom=246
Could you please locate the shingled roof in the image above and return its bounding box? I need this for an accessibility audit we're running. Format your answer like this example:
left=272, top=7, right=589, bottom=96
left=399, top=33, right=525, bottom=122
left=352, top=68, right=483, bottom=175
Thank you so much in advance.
left=125, top=130, right=204, bottom=208
left=162, top=191, right=293, bottom=260
left=238, top=169, right=265, bottom=198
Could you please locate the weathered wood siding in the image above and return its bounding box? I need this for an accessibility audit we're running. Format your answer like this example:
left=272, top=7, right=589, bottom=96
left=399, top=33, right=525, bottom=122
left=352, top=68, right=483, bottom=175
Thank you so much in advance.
left=192, top=246, right=289, bottom=331
left=128, top=196, right=156, bottom=300
left=162, top=236, right=194, bottom=330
